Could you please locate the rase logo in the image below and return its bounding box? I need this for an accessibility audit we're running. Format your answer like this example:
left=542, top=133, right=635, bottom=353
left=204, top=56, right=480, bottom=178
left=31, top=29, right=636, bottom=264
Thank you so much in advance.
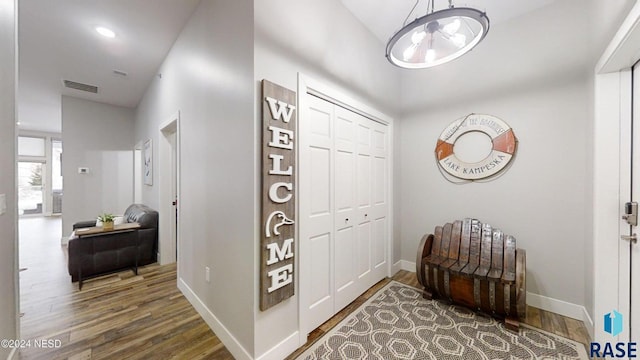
left=605, top=310, right=624, bottom=337
left=590, top=309, right=637, bottom=358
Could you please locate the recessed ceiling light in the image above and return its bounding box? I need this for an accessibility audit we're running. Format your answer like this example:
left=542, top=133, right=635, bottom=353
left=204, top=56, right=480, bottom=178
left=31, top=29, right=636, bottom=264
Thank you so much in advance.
left=95, top=26, right=115, bottom=38
left=16, top=121, right=20, bottom=126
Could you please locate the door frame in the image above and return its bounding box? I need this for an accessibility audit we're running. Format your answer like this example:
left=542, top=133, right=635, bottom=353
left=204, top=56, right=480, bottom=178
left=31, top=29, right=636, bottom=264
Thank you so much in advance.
left=632, top=64, right=640, bottom=341
left=297, top=73, right=395, bottom=344
left=158, top=111, right=181, bottom=266
left=593, top=2, right=640, bottom=342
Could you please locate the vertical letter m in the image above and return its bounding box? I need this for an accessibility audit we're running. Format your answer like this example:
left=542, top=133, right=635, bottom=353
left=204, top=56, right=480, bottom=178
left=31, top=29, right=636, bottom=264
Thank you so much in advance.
left=266, top=238, right=294, bottom=265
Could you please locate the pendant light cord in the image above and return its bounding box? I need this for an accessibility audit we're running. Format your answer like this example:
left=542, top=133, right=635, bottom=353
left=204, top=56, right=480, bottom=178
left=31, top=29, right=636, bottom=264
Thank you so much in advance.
left=403, top=0, right=421, bottom=26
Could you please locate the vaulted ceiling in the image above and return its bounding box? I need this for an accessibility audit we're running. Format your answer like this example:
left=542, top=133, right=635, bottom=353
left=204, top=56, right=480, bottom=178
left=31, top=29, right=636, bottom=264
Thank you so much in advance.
left=18, top=0, right=588, bottom=133
left=18, top=0, right=200, bottom=133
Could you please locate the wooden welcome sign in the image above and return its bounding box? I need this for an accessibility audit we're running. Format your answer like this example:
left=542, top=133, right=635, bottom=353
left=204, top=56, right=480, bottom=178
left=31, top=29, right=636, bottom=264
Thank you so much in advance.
left=260, top=80, right=297, bottom=311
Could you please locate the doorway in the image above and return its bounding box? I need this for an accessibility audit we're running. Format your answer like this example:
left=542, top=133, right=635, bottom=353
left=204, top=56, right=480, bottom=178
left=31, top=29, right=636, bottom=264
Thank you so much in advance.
left=594, top=2, right=640, bottom=343
left=18, top=161, right=44, bottom=215
left=159, top=112, right=180, bottom=265
left=631, top=63, right=640, bottom=340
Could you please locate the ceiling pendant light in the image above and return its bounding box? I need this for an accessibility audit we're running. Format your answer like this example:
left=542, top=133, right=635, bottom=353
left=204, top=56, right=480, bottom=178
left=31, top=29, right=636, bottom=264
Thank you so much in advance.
left=95, top=26, right=116, bottom=38
left=386, top=0, right=489, bottom=69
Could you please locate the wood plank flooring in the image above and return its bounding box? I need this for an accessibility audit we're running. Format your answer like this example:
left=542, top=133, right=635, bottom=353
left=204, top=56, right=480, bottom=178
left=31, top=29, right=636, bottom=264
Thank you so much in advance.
left=18, top=217, right=232, bottom=360
left=19, top=263, right=233, bottom=360
left=19, top=217, right=591, bottom=359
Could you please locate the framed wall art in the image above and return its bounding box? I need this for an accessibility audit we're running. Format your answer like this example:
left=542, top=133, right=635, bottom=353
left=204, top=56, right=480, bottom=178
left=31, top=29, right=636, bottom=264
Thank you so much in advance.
left=144, top=139, right=153, bottom=185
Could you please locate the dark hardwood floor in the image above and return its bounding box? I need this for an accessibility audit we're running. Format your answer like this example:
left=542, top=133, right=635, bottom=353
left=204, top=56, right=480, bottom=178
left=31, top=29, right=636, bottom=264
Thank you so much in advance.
left=18, top=217, right=233, bottom=360
left=18, top=217, right=590, bottom=359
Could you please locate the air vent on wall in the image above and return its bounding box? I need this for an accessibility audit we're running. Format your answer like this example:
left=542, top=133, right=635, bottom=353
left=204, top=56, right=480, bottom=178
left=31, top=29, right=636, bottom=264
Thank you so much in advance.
left=63, top=80, right=98, bottom=94
left=113, top=69, right=128, bottom=77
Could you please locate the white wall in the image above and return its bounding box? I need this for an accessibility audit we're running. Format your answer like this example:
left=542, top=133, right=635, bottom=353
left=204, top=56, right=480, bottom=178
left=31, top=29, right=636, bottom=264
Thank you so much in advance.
left=399, top=78, right=590, bottom=308
left=397, top=0, right=637, bottom=327
left=0, top=0, right=17, bottom=358
left=254, top=0, right=401, bottom=357
left=61, top=96, right=134, bottom=237
left=134, top=0, right=256, bottom=357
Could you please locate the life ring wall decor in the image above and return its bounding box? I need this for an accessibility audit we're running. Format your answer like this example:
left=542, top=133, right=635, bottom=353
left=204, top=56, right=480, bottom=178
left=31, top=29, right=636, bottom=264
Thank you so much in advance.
left=435, top=113, right=517, bottom=181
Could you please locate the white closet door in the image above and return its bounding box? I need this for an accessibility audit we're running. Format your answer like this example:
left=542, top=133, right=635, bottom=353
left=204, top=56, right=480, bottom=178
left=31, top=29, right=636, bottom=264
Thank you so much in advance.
left=301, top=94, right=389, bottom=334
left=370, top=120, right=389, bottom=281
left=354, top=114, right=374, bottom=294
left=334, top=106, right=361, bottom=310
left=301, top=95, right=335, bottom=331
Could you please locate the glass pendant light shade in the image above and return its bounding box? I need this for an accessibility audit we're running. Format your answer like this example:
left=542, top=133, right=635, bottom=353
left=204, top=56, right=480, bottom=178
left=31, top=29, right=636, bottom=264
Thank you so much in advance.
left=386, top=7, right=489, bottom=69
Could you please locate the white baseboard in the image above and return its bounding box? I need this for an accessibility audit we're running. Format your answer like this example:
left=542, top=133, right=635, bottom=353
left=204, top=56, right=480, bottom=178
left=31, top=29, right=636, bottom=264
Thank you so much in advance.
left=255, top=331, right=299, bottom=360
left=396, top=260, right=593, bottom=332
left=396, top=260, right=416, bottom=273
left=582, top=307, right=594, bottom=341
left=392, top=260, right=402, bottom=274
left=178, top=278, right=252, bottom=360
left=526, top=292, right=587, bottom=322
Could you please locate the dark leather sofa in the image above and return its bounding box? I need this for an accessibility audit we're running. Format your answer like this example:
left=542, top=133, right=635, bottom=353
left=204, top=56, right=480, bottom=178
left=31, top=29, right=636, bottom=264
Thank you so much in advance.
left=68, top=204, right=159, bottom=288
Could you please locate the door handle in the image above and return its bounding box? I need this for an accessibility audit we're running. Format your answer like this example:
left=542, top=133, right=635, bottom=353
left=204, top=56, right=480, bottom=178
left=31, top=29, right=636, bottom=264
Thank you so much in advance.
left=623, top=202, right=638, bottom=226
left=621, top=234, right=638, bottom=244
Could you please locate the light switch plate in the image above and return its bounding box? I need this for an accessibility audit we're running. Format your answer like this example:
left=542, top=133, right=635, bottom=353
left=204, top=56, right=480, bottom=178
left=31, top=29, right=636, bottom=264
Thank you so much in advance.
left=0, top=194, right=6, bottom=215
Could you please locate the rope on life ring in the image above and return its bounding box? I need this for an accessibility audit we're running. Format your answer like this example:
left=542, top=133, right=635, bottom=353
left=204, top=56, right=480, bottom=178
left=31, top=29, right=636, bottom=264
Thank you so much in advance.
left=434, top=113, right=518, bottom=183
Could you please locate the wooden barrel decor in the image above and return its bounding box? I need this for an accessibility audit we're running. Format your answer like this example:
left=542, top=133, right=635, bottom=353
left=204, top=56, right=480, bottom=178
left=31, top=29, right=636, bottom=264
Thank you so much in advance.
left=416, top=218, right=526, bottom=331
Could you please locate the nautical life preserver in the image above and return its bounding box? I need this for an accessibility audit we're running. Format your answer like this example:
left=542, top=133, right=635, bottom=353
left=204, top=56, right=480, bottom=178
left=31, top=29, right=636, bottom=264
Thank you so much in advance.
left=435, top=114, right=517, bottom=181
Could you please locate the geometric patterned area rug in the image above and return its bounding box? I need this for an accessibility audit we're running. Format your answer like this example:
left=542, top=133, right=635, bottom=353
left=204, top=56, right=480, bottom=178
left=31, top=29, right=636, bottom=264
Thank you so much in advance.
left=296, top=281, right=588, bottom=360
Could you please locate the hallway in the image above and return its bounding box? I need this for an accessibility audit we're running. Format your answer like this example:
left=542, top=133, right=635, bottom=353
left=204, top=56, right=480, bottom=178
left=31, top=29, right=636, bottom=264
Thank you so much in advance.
left=15, top=217, right=591, bottom=359
left=19, top=217, right=71, bottom=315
left=18, top=217, right=232, bottom=359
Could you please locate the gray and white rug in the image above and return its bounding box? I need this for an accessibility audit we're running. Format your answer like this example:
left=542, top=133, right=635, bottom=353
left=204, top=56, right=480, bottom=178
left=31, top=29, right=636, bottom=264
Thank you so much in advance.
left=297, top=282, right=588, bottom=359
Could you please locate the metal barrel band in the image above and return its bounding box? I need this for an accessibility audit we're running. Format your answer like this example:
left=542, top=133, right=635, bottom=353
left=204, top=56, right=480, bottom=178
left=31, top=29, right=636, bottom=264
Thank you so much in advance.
left=473, top=278, right=481, bottom=309
left=444, top=271, right=451, bottom=299
left=504, top=284, right=511, bottom=316
left=424, top=264, right=431, bottom=288
left=489, top=281, right=496, bottom=313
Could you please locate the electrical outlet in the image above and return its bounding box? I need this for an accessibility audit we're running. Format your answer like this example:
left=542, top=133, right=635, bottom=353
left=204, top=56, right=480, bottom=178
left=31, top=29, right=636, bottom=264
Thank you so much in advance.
left=205, top=266, right=210, bottom=283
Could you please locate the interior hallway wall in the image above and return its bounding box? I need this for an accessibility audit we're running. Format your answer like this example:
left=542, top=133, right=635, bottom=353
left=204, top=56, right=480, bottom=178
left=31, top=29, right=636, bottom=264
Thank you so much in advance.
left=134, top=0, right=256, bottom=357
left=399, top=77, right=590, bottom=309
left=254, top=0, right=402, bottom=357
left=61, top=96, right=134, bottom=237
left=398, top=0, right=593, bottom=318
left=0, top=0, right=17, bottom=357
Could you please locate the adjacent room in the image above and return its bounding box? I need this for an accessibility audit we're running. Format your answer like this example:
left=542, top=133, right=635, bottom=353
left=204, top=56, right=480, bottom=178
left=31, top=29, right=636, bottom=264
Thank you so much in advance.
left=1, top=0, right=639, bottom=359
